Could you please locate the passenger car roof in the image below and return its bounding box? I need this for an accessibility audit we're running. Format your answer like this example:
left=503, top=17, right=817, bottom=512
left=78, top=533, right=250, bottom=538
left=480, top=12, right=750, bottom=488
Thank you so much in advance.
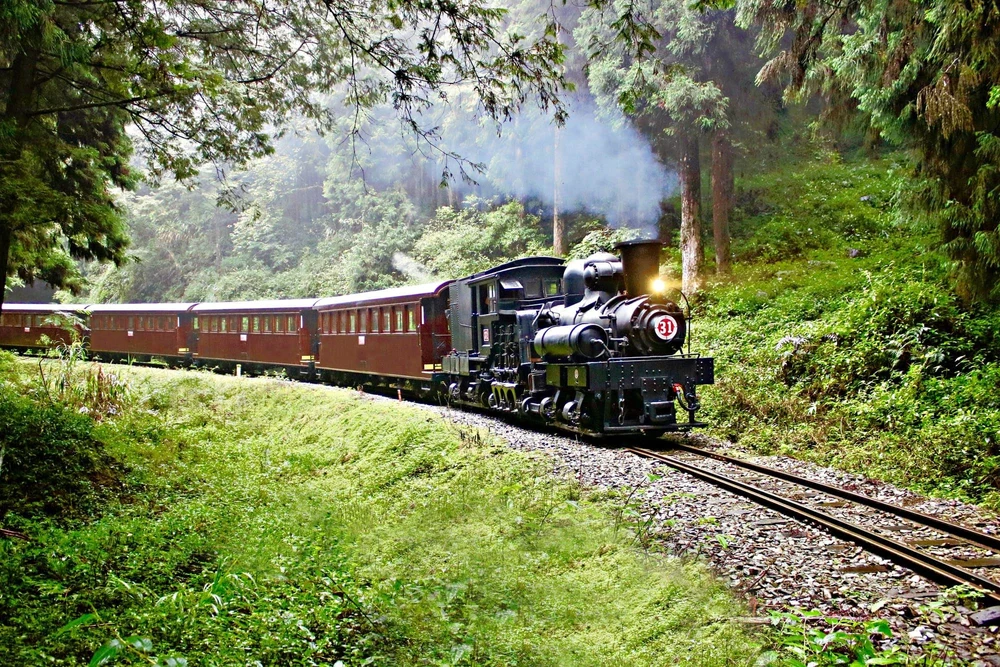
left=315, top=281, right=452, bottom=309
left=191, top=299, right=321, bottom=313
left=1, top=303, right=88, bottom=312
left=87, top=303, right=196, bottom=312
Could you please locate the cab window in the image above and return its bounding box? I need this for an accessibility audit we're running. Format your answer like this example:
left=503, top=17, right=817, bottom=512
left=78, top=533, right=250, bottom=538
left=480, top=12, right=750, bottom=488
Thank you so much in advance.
left=478, top=283, right=496, bottom=313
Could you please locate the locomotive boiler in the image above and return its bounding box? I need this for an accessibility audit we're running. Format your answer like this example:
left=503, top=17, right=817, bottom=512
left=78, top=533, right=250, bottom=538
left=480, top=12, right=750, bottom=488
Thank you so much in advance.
left=440, top=240, right=714, bottom=435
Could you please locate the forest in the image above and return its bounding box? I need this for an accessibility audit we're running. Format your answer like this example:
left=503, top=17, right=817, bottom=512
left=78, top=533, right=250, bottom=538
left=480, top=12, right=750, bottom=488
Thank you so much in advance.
left=2, top=0, right=997, bottom=309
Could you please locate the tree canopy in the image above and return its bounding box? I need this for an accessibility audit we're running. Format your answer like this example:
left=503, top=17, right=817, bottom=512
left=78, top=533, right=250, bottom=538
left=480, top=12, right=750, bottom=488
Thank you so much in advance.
left=0, top=0, right=572, bottom=308
left=733, top=0, right=1000, bottom=302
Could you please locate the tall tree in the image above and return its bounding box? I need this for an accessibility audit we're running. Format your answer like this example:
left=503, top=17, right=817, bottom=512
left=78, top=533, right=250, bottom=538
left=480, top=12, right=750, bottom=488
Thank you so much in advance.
left=733, top=0, right=1000, bottom=302
left=0, top=0, right=570, bottom=309
left=578, top=0, right=775, bottom=292
left=712, top=129, right=733, bottom=274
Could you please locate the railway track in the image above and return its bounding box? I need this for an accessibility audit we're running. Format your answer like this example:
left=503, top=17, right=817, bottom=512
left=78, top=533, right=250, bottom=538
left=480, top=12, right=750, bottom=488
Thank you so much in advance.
left=626, top=444, right=1000, bottom=613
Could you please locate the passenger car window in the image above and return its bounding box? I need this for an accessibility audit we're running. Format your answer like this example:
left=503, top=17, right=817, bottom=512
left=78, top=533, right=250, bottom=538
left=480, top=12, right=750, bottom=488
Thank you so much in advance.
left=287, top=315, right=296, bottom=332
left=408, top=306, right=416, bottom=331
left=396, top=308, right=403, bottom=332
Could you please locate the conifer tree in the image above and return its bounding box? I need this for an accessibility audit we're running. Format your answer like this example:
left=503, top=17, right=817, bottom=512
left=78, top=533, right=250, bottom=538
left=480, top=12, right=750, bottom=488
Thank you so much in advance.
left=734, top=0, right=1000, bottom=302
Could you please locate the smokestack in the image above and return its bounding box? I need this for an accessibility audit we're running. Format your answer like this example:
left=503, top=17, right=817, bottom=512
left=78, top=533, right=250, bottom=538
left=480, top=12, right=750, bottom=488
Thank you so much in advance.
left=616, top=239, right=663, bottom=298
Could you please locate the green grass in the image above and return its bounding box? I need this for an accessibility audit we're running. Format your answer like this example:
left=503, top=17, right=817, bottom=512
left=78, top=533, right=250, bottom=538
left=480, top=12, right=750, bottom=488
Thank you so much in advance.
left=686, top=150, right=1000, bottom=508
left=0, top=358, right=760, bottom=666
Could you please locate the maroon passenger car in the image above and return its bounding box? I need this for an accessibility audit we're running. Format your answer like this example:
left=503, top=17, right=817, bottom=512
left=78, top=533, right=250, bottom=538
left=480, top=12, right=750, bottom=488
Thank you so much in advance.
left=88, top=303, right=196, bottom=363
left=314, top=281, right=452, bottom=387
left=0, top=303, right=87, bottom=349
left=190, top=299, right=320, bottom=374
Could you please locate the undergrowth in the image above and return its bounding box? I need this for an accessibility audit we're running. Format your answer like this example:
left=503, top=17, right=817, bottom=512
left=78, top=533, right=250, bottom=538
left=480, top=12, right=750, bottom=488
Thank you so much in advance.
left=693, top=151, right=1000, bottom=508
left=0, top=360, right=759, bottom=665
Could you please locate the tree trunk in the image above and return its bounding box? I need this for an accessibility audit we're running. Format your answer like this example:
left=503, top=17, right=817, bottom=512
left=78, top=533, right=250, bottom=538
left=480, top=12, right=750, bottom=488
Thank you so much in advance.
left=0, top=225, right=11, bottom=314
left=553, top=123, right=565, bottom=255
left=679, top=135, right=704, bottom=294
left=0, top=38, right=42, bottom=314
left=711, top=131, right=733, bottom=275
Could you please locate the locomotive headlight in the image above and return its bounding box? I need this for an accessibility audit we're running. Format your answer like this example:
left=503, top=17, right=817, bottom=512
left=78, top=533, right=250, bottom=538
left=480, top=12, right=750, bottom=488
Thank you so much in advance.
left=651, top=277, right=666, bottom=294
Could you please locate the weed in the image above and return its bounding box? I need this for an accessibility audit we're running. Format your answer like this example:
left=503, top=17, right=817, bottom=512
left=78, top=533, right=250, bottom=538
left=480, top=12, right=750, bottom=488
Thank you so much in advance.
left=696, top=151, right=1000, bottom=507
left=764, top=610, right=912, bottom=665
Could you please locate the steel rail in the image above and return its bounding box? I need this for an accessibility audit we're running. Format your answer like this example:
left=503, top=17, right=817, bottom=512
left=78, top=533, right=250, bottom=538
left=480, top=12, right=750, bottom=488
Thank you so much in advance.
left=669, top=443, right=1000, bottom=554
left=626, top=446, right=1000, bottom=605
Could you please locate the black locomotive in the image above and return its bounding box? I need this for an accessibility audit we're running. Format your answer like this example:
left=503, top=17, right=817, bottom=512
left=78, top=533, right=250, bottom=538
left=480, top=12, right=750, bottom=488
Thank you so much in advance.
left=440, top=240, right=714, bottom=435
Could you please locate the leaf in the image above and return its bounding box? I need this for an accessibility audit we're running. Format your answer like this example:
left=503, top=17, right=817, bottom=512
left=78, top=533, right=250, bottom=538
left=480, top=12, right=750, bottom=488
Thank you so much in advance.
left=154, top=658, right=189, bottom=667
left=754, top=650, right=779, bottom=666
left=89, top=639, right=123, bottom=667
left=123, top=636, right=153, bottom=653
left=865, top=619, right=892, bottom=637
left=868, top=599, right=889, bottom=613
left=53, top=612, right=100, bottom=637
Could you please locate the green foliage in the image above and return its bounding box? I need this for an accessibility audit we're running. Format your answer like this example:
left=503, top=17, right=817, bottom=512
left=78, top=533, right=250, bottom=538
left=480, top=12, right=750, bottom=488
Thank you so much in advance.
left=765, top=611, right=909, bottom=666
left=567, top=226, right=641, bottom=259
left=697, top=151, right=1000, bottom=507
left=735, top=0, right=1000, bottom=302
left=1, top=0, right=571, bottom=303
left=0, top=385, right=121, bottom=523
left=0, top=362, right=760, bottom=665
left=412, top=198, right=551, bottom=277
left=728, top=155, right=904, bottom=262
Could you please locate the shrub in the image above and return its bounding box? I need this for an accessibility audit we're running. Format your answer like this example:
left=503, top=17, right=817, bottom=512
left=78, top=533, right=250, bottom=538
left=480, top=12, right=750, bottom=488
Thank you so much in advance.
left=0, top=387, right=122, bottom=522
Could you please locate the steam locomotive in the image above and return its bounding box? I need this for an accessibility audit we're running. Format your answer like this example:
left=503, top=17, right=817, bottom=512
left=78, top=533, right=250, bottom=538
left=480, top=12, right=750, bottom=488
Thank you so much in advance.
left=441, top=240, right=713, bottom=434
left=0, top=241, right=713, bottom=436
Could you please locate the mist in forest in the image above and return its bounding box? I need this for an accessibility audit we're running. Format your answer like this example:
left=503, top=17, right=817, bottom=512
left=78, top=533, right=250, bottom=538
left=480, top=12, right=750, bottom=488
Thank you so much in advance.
left=442, top=97, right=676, bottom=236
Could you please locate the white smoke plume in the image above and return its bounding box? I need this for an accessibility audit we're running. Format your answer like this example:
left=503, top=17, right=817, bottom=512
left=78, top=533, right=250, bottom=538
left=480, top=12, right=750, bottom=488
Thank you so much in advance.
left=442, top=96, right=677, bottom=237
left=391, top=252, right=436, bottom=282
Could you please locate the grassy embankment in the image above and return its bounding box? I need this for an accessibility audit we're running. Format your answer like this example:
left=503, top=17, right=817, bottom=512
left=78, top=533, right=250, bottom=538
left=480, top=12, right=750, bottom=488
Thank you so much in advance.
left=0, top=355, right=758, bottom=666
left=672, top=149, right=1000, bottom=508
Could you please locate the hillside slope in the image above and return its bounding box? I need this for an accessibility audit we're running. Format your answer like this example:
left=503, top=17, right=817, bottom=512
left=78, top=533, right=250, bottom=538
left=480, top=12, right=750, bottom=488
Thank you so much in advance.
left=685, top=151, right=1000, bottom=508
